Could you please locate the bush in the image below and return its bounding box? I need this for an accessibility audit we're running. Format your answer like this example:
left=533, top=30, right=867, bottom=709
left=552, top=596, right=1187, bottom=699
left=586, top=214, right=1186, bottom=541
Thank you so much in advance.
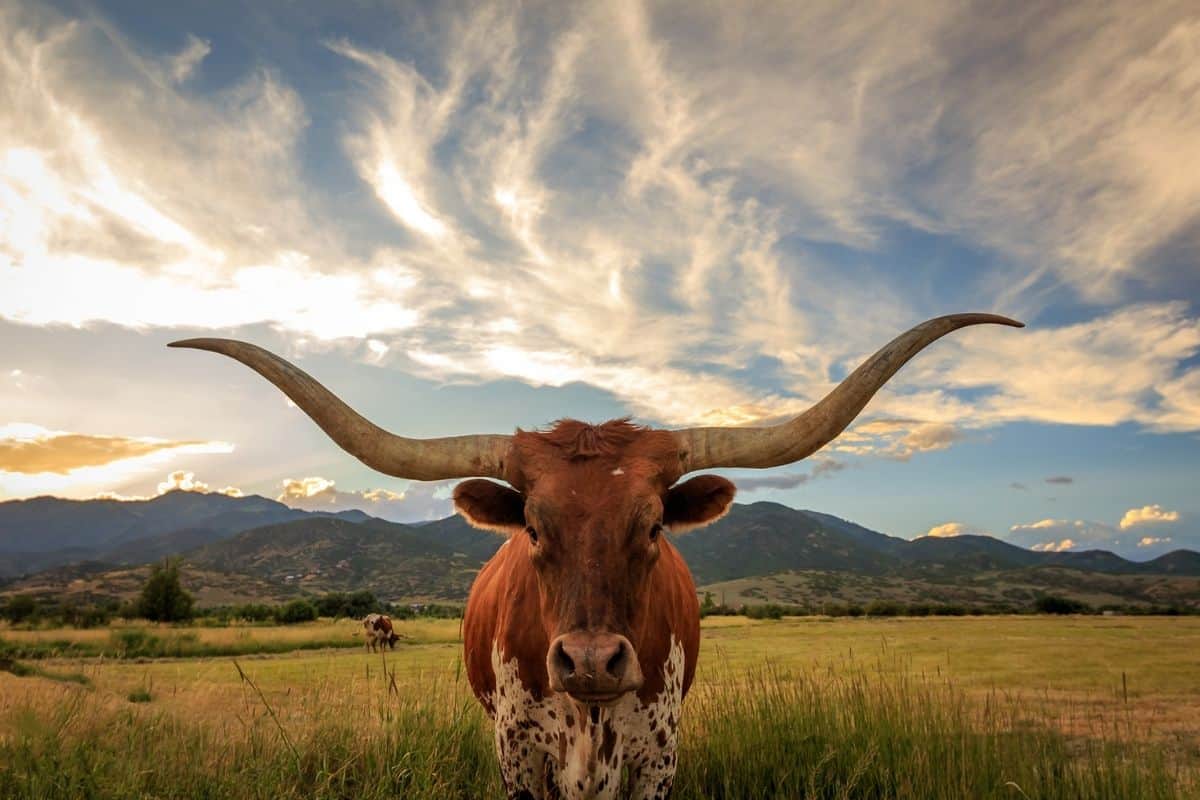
left=865, top=600, right=904, bottom=617
left=1035, top=595, right=1090, bottom=615
left=2, top=595, right=36, bottom=624
left=137, top=560, right=194, bottom=622
left=274, top=599, right=317, bottom=625
left=314, top=591, right=382, bottom=619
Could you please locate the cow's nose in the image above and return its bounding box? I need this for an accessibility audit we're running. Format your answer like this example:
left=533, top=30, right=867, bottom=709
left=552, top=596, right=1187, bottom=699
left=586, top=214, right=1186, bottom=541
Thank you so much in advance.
left=547, top=632, right=643, bottom=700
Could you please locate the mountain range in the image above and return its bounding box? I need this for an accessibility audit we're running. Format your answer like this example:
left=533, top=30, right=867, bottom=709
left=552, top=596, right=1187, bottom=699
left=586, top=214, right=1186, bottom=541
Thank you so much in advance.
left=1, top=492, right=1197, bottom=608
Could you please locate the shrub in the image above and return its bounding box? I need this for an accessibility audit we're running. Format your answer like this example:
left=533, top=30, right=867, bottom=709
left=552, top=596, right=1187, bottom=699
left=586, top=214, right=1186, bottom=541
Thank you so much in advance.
left=2, top=595, right=36, bottom=624
left=1035, top=595, right=1090, bottom=615
left=865, top=600, right=903, bottom=617
left=274, top=599, right=318, bottom=625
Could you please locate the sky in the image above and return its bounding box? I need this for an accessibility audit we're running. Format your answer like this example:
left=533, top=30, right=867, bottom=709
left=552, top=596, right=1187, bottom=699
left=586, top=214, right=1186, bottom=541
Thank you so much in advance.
left=1, top=0, right=1198, bottom=559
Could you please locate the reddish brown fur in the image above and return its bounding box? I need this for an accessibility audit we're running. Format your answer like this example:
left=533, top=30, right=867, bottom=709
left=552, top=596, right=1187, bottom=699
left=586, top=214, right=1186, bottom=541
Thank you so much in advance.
left=460, top=419, right=730, bottom=709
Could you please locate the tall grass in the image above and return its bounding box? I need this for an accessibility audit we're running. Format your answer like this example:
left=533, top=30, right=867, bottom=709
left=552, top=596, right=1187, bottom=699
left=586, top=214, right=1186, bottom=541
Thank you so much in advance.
left=0, top=660, right=1191, bottom=799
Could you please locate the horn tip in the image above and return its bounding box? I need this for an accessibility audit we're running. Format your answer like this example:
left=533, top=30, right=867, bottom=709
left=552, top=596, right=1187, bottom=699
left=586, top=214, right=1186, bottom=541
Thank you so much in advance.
left=946, top=313, right=1025, bottom=329
left=167, top=338, right=233, bottom=352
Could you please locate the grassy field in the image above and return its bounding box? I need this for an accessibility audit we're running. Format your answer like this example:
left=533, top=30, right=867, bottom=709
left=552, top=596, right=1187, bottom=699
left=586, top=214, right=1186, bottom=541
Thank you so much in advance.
left=1, top=616, right=1197, bottom=798
left=0, top=617, right=459, bottom=659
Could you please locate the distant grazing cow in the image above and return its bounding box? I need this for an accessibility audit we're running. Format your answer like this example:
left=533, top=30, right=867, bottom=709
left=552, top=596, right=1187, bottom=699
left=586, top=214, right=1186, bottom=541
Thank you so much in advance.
left=362, top=613, right=400, bottom=652
left=173, top=313, right=1021, bottom=799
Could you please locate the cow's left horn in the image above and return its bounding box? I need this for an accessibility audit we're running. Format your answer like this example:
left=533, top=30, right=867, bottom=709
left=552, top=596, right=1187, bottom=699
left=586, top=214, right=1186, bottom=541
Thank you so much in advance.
left=671, top=313, right=1022, bottom=473
left=168, top=339, right=512, bottom=480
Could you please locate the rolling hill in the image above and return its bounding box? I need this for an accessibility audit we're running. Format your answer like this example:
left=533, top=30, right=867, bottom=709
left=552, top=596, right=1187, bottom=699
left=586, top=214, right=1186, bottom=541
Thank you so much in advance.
left=1, top=495, right=1196, bottom=608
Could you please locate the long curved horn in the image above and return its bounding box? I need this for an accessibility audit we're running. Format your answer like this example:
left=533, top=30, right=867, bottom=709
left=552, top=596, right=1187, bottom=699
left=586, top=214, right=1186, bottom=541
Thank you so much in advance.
left=168, top=339, right=511, bottom=480
left=672, top=313, right=1023, bottom=473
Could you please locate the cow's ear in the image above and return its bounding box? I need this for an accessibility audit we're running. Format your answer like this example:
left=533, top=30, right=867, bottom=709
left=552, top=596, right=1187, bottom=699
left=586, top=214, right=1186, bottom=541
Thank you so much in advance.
left=453, top=479, right=526, bottom=534
left=663, top=474, right=736, bottom=533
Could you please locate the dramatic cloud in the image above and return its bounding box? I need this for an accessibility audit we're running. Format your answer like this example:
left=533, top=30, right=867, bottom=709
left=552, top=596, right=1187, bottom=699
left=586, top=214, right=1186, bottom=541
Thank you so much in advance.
left=1119, top=504, right=1181, bottom=530
left=0, top=423, right=229, bottom=476
left=0, top=423, right=233, bottom=499
left=1, top=2, right=1197, bottom=445
left=277, top=476, right=455, bottom=522
left=733, top=459, right=845, bottom=492
left=1045, top=476, right=1074, bottom=485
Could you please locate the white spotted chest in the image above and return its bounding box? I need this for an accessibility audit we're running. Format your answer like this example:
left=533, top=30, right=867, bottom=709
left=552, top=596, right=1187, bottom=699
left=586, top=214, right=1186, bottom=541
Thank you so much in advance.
left=488, top=637, right=686, bottom=800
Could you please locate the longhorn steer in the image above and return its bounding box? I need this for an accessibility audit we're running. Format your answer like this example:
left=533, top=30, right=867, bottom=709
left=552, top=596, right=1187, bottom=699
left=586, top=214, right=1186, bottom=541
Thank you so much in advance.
left=170, top=313, right=1021, bottom=799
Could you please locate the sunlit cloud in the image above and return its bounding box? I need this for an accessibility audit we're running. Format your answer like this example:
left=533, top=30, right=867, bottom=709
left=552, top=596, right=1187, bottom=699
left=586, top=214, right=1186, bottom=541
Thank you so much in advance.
left=923, top=522, right=976, bottom=539
left=1138, top=536, right=1172, bottom=548
left=1119, top=504, right=1181, bottom=530
left=0, top=0, right=1198, bottom=477
left=277, top=475, right=456, bottom=522
left=1031, top=539, right=1076, bottom=553
left=94, top=470, right=243, bottom=501
left=0, top=423, right=233, bottom=498
left=0, top=423, right=224, bottom=475
left=1007, top=511, right=1192, bottom=557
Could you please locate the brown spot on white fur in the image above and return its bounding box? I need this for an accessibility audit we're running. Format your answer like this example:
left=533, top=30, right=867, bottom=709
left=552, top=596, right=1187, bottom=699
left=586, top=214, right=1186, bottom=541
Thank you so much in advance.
left=489, top=637, right=686, bottom=799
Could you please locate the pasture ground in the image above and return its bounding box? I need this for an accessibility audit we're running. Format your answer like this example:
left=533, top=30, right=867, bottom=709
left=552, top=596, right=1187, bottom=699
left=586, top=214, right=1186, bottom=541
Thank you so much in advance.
left=1, top=615, right=1197, bottom=798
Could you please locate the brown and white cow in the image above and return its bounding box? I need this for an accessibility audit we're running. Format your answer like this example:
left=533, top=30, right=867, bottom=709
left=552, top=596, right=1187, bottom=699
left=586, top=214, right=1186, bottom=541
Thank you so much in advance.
left=363, top=612, right=400, bottom=652
left=171, top=313, right=1020, bottom=799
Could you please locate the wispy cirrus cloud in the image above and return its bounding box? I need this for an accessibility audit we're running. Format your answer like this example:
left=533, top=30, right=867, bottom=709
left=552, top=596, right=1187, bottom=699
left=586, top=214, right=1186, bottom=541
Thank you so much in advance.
left=1, top=0, right=1198, bottom=464
left=733, top=459, right=845, bottom=493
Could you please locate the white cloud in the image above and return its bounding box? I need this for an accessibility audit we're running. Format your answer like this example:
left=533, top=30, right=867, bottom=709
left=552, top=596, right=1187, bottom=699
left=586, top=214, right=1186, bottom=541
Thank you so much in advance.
left=277, top=476, right=455, bottom=522
left=1031, top=538, right=1076, bottom=553
left=157, top=470, right=242, bottom=497
left=1012, top=519, right=1069, bottom=531
left=1008, top=510, right=1192, bottom=557
left=1119, top=504, right=1181, bottom=530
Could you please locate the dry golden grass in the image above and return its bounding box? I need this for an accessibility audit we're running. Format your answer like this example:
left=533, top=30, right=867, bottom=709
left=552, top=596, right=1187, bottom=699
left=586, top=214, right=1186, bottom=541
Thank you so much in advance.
left=2, top=615, right=1197, bottom=799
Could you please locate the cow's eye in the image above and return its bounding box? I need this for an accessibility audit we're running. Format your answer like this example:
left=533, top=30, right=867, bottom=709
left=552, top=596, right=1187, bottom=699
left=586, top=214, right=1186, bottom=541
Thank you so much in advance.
left=525, top=525, right=539, bottom=544
left=649, top=523, right=663, bottom=542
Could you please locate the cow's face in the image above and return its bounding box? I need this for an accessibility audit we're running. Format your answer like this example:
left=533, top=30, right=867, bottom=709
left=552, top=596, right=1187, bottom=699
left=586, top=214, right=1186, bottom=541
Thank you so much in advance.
left=454, top=421, right=734, bottom=704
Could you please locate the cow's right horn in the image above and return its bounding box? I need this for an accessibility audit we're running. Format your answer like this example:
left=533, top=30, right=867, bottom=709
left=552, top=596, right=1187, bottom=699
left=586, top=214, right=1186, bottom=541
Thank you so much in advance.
left=671, top=313, right=1023, bottom=473
left=168, top=339, right=512, bottom=480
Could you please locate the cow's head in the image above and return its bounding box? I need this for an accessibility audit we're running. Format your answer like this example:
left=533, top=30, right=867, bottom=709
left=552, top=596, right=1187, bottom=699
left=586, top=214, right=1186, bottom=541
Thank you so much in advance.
left=452, top=420, right=735, bottom=701
left=170, top=313, right=1021, bottom=704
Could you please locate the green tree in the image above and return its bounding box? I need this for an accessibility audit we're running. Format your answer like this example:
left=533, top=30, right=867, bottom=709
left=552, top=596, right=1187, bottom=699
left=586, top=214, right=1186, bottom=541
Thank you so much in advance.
left=2, top=594, right=36, bottom=624
left=137, top=560, right=194, bottom=622
left=274, top=599, right=318, bottom=624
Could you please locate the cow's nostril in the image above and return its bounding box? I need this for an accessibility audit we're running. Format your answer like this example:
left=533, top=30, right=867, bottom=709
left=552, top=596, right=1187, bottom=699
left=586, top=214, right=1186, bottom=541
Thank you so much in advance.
left=605, top=641, right=627, bottom=679
left=552, top=641, right=575, bottom=676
